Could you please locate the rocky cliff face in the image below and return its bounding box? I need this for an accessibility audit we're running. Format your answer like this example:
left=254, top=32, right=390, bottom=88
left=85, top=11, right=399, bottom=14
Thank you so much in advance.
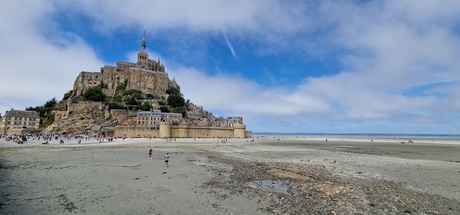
left=42, top=101, right=133, bottom=134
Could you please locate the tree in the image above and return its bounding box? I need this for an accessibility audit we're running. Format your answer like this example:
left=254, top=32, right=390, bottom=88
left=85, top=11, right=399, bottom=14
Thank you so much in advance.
left=83, top=86, right=106, bottom=102
left=107, top=103, right=125, bottom=109
left=42, top=113, right=55, bottom=128
left=112, top=95, right=123, bottom=103
left=185, top=99, right=191, bottom=111
left=167, top=94, right=185, bottom=108
left=62, top=90, right=73, bottom=100
left=127, top=97, right=138, bottom=106
left=25, top=97, right=58, bottom=127
left=166, top=87, right=180, bottom=95
left=138, top=103, right=151, bottom=111
left=44, top=98, right=57, bottom=108
left=173, top=107, right=187, bottom=118
left=160, top=106, right=170, bottom=113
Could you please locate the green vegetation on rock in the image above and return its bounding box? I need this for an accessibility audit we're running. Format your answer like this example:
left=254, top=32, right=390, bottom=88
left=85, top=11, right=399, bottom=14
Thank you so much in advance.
left=28, top=83, right=191, bottom=128
left=26, top=97, right=57, bottom=127
left=83, top=86, right=106, bottom=102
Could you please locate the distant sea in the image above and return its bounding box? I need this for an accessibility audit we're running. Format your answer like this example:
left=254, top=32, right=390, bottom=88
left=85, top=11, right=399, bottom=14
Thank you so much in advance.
left=252, top=133, right=460, bottom=141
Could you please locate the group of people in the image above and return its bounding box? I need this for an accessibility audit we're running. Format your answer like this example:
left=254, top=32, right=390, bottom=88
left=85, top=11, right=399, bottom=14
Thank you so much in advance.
left=149, top=148, right=170, bottom=167
left=3, top=134, right=28, bottom=143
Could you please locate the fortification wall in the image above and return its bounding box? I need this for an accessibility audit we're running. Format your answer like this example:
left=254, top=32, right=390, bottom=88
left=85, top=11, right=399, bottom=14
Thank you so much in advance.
left=6, top=128, right=42, bottom=135
left=114, top=126, right=159, bottom=138
left=114, top=123, right=249, bottom=138
left=110, top=109, right=137, bottom=123
left=170, top=126, right=189, bottom=138
left=159, top=122, right=171, bottom=138
left=173, top=126, right=235, bottom=138
left=245, top=131, right=252, bottom=138
left=68, top=101, right=104, bottom=113
left=233, top=124, right=246, bottom=138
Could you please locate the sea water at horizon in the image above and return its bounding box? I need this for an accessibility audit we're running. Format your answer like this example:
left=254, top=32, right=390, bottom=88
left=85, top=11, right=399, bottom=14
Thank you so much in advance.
left=252, top=132, right=460, bottom=141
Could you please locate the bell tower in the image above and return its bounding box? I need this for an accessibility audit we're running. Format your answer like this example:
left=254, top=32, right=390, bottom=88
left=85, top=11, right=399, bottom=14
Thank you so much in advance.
left=137, top=28, right=149, bottom=69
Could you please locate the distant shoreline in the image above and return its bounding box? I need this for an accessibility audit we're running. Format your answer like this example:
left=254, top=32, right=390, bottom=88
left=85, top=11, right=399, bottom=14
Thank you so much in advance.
left=252, top=132, right=460, bottom=141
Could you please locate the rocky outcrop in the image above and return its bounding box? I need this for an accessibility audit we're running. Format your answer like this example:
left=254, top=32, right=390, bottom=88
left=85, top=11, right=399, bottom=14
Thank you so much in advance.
left=42, top=101, right=133, bottom=134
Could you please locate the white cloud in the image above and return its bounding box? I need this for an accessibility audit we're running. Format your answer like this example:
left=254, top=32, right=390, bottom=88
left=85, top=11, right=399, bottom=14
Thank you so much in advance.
left=1, top=0, right=459, bottom=133
left=55, top=0, right=311, bottom=51
left=222, top=32, right=237, bottom=58
left=167, top=65, right=333, bottom=116
left=0, top=0, right=103, bottom=111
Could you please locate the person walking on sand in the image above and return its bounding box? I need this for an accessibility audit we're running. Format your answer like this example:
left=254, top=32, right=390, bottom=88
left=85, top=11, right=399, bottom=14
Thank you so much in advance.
left=148, top=148, right=153, bottom=160
left=164, top=153, right=170, bottom=167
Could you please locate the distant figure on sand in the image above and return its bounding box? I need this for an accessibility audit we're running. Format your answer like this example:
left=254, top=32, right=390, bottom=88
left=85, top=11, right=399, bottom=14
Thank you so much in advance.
left=148, top=148, right=153, bottom=159
left=164, top=153, right=170, bottom=167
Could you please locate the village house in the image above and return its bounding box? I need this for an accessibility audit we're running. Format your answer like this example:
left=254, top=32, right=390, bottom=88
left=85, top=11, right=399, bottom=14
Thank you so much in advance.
left=0, top=109, right=41, bottom=135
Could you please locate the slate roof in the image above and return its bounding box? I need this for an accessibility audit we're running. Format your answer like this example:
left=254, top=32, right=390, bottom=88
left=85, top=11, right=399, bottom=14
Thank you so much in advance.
left=91, top=125, right=102, bottom=131
left=105, top=127, right=115, bottom=131
left=4, top=109, right=39, bottom=118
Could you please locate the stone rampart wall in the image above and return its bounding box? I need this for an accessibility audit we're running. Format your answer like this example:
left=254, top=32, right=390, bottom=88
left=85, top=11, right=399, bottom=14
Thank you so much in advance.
left=233, top=124, right=246, bottom=138
left=6, top=128, right=42, bottom=135
left=245, top=131, right=252, bottom=138
left=110, top=109, right=138, bottom=123
left=114, top=124, right=250, bottom=138
left=68, top=101, right=104, bottom=113
left=170, top=126, right=235, bottom=138
left=114, top=127, right=159, bottom=138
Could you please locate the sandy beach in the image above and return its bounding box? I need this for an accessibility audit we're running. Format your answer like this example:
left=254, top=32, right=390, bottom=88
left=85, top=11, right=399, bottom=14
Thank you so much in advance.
left=1, top=137, right=459, bottom=214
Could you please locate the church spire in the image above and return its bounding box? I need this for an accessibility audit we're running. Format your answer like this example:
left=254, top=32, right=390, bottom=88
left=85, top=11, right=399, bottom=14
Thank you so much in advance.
left=140, top=27, right=147, bottom=54
left=137, top=27, right=149, bottom=68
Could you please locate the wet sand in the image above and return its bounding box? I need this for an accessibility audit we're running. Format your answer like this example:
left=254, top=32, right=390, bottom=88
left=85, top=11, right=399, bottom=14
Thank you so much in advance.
left=0, top=137, right=459, bottom=214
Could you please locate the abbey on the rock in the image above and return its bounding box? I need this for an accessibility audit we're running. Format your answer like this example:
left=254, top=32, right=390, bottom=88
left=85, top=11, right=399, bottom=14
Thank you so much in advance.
left=42, top=30, right=251, bottom=138
left=71, top=30, right=179, bottom=98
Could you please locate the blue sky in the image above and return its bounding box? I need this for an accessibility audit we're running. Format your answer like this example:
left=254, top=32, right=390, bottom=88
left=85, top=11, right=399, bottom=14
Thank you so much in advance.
left=1, top=0, right=460, bottom=134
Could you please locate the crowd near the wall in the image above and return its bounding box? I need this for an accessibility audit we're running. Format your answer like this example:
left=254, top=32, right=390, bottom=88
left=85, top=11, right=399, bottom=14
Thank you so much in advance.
left=1, top=133, right=116, bottom=144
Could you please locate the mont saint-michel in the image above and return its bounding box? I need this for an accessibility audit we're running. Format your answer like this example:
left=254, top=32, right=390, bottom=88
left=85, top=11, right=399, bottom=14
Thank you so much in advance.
left=0, top=31, right=250, bottom=138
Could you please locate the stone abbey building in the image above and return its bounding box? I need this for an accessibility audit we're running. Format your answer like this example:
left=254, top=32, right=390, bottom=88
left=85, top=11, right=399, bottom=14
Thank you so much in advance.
left=56, top=31, right=250, bottom=138
left=72, top=30, right=179, bottom=99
